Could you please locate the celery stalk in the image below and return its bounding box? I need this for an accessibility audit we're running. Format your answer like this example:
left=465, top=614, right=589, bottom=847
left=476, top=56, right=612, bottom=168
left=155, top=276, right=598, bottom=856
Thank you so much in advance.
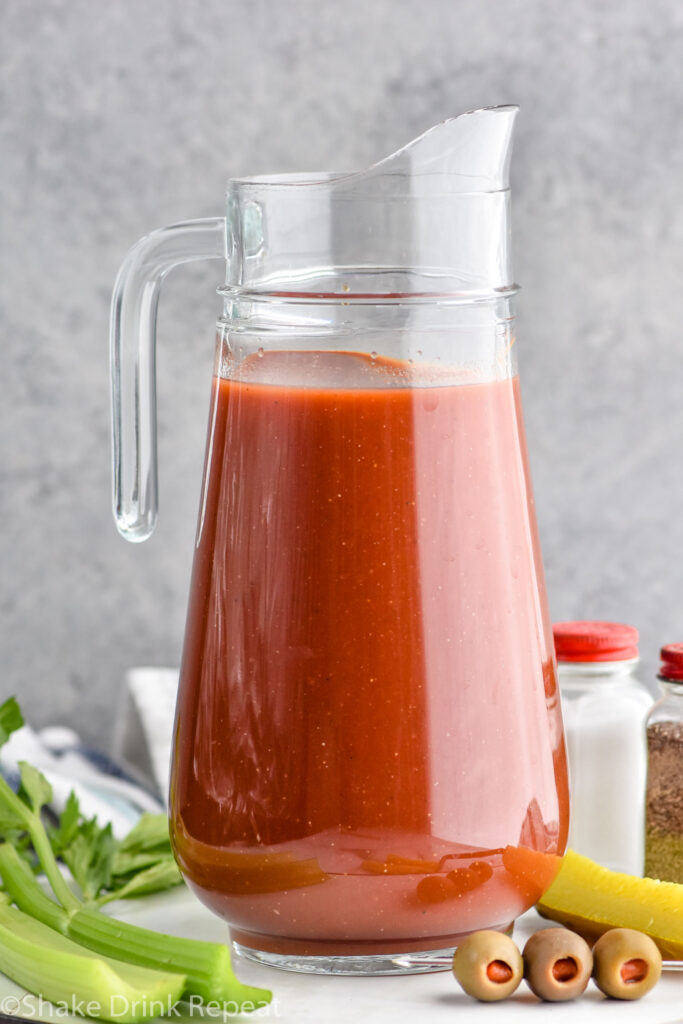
left=0, top=772, right=79, bottom=911
left=0, top=899, right=185, bottom=1023
left=68, top=910, right=270, bottom=1008
left=0, top=844, right=271, bottom=1011
left=0, top=843, right=66, bottom=930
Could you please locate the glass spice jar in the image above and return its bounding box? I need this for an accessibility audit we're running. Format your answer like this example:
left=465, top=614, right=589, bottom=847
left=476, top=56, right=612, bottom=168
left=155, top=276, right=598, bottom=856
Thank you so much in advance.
left=554, top=622, right=653, bottom=876
left=645, top=644, right=683, bottom=882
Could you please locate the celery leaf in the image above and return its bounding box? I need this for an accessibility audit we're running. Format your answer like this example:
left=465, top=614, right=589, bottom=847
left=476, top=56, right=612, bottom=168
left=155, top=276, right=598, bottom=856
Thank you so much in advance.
left=0, top=698, right=23, bottom=748
left=49, top=791, right=81, bottom=856
left=18, top=762, right=52, bottom=813
left=62, top=819, right=115, bottom=901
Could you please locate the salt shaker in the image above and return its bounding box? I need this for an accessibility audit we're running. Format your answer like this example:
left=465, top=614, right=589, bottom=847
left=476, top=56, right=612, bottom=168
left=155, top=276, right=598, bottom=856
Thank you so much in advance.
left=554, top=622, right=653, bottom=875
left=645, top=644, right=683, bottom=882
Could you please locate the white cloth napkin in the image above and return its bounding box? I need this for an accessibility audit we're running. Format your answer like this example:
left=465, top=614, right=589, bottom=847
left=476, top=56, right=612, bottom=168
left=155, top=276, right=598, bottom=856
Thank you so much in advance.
left=0, top=667, right=181, bottom=839
left=112, top=667, right=180, bottom=801
left=0, top=722, right=163, bottom=839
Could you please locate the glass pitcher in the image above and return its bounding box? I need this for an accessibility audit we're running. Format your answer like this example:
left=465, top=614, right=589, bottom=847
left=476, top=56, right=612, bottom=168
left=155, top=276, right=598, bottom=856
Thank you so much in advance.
left=110, top=105, right=569, bottom=975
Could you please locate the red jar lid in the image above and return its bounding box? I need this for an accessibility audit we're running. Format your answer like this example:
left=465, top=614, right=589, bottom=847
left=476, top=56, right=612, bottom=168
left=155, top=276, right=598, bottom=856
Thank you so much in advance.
left=660, top=644, right=683, bottom=681
left=553, top=621, right=639, bottom=662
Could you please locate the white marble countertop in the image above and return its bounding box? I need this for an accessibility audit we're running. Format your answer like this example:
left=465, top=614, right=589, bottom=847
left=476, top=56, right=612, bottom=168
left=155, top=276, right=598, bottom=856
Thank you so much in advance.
left=127, top=888, right=683, bottom=1023
left=0, top=882, right=679, bottom=1023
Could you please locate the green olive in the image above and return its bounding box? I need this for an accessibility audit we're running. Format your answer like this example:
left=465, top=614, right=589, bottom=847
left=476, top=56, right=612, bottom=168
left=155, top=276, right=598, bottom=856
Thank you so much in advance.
left=592, top=928, right=662, bottom=1000
left=452, top=930, right=523, bottom=1001
left=522, top=927, right=592, bottom=1001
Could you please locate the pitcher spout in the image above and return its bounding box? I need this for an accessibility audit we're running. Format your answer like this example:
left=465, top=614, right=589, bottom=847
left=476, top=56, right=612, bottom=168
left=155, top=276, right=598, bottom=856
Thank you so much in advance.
left=355, top=104, right=519, bottom=195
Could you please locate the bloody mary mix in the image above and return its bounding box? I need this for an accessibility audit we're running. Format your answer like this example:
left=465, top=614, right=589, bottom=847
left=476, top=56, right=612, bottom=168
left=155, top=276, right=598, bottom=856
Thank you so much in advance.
left=170, top=349, right=568, bottom=957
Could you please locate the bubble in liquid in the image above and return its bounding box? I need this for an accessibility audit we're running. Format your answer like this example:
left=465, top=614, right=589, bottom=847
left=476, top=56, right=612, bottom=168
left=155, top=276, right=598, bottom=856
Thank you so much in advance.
left=370, top=351, right=377, bottom=360
left=257, top=347, right=264, bottom=358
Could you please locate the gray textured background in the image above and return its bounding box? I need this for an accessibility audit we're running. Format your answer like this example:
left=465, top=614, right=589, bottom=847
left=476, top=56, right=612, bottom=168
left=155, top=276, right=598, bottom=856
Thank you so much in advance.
left=2, top=0, right=682, bottom=747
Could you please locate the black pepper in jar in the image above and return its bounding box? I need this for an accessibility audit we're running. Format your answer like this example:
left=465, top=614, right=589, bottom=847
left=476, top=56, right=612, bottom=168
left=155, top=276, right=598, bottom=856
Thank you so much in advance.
left=645, top=645, right=683, bottom=883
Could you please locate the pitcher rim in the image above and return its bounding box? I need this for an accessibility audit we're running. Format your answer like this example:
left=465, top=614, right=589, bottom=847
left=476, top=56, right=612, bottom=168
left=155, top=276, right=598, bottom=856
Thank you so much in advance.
left=226, top=105, right=520, bottom=192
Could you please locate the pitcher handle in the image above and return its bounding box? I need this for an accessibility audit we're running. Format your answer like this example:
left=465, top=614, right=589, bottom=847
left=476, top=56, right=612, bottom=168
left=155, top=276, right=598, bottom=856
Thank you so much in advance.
left=110, top=218, right=226, bottom=542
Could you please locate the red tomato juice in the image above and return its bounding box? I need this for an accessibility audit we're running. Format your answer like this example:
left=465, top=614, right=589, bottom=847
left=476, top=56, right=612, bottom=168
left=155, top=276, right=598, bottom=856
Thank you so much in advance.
left=170, top=350, right=569, bottom=956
